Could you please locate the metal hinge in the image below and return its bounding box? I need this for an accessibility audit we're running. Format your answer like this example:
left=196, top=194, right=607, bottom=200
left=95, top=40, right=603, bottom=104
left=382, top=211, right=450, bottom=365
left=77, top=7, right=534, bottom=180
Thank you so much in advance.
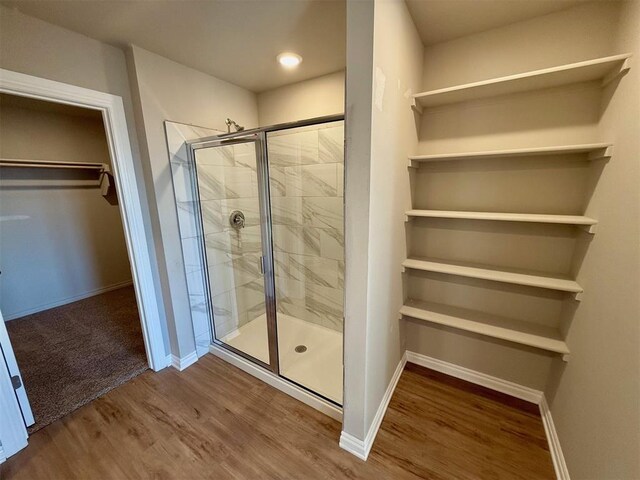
left=11, top=375, right=21, bottom=390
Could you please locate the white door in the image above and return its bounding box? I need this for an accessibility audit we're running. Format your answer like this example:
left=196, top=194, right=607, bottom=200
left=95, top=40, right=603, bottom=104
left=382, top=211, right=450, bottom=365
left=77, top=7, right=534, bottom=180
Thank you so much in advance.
left=0, top=344, right=29, bottom=462
left=0, top=308, right=34, bottom=428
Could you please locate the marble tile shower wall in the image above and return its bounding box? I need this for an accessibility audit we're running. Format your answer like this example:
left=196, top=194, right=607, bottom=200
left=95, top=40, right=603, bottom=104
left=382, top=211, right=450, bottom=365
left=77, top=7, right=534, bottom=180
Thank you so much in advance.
left=268, top=122, right=345, bottom=332
left=195, top=143, right=266, bottom=339
left=165, top=121, right=220, bottom=357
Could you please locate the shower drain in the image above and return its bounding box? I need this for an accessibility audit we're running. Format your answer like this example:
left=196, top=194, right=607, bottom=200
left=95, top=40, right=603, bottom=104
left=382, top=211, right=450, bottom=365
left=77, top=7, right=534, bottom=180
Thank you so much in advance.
left=294, top=345, right=308, bottom=353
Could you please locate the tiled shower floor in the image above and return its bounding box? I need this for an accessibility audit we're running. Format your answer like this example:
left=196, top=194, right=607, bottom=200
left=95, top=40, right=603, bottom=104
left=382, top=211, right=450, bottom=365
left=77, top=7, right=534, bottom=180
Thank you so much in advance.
left=221, top=314, right=343, bottom=404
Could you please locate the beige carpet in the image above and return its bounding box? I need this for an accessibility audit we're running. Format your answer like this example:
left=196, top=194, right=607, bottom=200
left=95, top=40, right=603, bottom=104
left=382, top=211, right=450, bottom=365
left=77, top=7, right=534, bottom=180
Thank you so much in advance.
left=6, top=286, right=149, bottom=433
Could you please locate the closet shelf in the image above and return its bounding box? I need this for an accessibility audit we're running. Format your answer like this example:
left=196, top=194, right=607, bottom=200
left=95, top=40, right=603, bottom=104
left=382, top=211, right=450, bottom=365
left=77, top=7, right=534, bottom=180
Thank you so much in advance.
left=405, top=210, right=597, bottom=230
left=402, top=257, right=583, bottom=296
left=0, top=158, right=109, bottom=171
left=412, top=53, right=631, bottom=109
left=0, top=158, right=113, bottom=197
left=408, top=143, right=613, bottom=165
left=400, top=299, right=570, bottom=358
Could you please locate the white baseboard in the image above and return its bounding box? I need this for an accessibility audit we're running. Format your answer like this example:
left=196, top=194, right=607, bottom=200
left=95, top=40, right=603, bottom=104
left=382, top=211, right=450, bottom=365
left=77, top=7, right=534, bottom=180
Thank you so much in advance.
left=163, top=354, right=172, bottom=369
left=171, top=351, right=198, bottom=371
left=540, top=396, right=570, bottom=480
left=338, top=431, right=367, bottom=461
left=3, top=280, right=134, bottom=321
left=340, top=351, right=407, bottom=461
left=208, top=343, right=342, bottom=421
left=406, top=351, right=543, bottom=404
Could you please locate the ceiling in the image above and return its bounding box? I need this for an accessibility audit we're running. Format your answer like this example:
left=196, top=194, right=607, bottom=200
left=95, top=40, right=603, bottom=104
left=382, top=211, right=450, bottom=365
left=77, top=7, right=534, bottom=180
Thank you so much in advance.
left=406, top=0, right=586, bottom=46
left=1, top=0, right=346, bottom=93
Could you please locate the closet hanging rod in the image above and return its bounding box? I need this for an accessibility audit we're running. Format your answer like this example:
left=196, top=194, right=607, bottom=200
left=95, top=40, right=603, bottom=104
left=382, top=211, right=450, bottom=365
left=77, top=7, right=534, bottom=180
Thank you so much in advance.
left=0, top=158, right=109, bottom=171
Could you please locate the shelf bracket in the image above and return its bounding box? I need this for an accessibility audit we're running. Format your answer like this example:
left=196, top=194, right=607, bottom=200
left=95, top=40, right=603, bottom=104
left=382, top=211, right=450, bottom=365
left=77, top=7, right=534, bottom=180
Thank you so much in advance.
left=401, top=265, right=406, bottom=273
left=99, top=165, right=113, bottom=197
left=410, top=97, right=423, bottom=115
left=579, top=224, right=597, bottom=235
left=587, top=145, right=613, bottom=161
left=574, top=291, right=584, bottom=302
left=601, top=57, right=631, bottom=87
left=562, top=353, right=571, bottom=362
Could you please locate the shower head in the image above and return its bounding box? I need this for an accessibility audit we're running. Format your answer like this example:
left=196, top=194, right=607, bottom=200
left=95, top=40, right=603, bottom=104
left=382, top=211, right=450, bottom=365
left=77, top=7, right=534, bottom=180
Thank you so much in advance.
left=225, top=118, right=245, bottom=133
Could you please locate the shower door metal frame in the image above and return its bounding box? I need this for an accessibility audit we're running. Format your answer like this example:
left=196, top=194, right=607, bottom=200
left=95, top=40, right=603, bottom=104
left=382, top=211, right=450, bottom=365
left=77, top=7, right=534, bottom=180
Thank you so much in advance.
left=187, top=114, right=345, bottom=394
left=193, top=113, right=344, bottom=143
left=187, top=132, right=280, bottom=374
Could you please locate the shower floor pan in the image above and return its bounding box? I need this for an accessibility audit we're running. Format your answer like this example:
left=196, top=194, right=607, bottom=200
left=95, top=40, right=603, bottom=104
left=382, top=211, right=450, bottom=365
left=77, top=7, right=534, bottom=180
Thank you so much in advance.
left=221, top=313, right=343, bottom=404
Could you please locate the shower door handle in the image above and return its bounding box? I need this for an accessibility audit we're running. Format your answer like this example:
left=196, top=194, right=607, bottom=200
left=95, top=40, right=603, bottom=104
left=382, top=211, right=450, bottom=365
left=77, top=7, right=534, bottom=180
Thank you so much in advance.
left=258, top=256, right=265, bottom=275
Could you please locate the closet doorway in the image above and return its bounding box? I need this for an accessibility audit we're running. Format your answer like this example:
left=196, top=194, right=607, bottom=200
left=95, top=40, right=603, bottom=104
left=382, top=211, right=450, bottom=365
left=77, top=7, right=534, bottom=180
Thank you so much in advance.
left=0, top=92, right=144, bottom=433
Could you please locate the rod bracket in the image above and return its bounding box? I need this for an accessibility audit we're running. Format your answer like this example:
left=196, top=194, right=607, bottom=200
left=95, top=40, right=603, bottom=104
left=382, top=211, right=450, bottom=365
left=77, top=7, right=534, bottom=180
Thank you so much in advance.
left=99, top=165, right=113, bottom=197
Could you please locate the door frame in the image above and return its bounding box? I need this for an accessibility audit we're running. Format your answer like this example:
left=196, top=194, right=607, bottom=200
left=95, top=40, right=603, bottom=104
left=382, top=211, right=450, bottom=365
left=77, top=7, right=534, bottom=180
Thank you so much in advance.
left=0, top=69, right=167, bottom=458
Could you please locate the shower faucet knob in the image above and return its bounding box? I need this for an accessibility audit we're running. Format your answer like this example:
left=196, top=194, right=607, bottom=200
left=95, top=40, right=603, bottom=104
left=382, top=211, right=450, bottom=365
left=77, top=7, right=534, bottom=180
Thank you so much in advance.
left=229, top=210, right=246, bottom=229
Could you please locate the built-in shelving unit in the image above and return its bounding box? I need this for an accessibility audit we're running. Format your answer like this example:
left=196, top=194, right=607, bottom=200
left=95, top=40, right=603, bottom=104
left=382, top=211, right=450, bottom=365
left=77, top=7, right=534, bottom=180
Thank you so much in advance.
left=407, top=143, right=613, bottom=166
left=411, top=53, right=631, bottom=109
left=402, top=257, right=583, bottom=295
left=405, top=210, right=598, bottom=232
left=400, top=299, right=570, bottom=358
left=403, top=53, right=630, bottom=363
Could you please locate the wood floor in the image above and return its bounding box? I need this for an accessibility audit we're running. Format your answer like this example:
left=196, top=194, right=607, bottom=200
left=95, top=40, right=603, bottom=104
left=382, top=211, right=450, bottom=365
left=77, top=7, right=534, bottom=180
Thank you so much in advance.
left=2, top=355, right=555, bottom=479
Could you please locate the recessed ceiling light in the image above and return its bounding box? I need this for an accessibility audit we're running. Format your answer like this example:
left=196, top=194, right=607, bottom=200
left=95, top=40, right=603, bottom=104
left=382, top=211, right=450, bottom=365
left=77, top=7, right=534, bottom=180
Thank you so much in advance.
left=277, top=52, right=302, bottom=69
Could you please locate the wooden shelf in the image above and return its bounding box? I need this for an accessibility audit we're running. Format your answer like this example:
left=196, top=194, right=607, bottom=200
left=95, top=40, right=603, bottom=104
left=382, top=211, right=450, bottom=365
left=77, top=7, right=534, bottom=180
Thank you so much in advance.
left=412, top=53, right=631, bottom=109
left=400, top=299, right=570, bottom=357
left=405, top=210, right=597, bottom=232
left=402, top=257, right=583, bottom=295
left=408, top=143, right=613, bottom=165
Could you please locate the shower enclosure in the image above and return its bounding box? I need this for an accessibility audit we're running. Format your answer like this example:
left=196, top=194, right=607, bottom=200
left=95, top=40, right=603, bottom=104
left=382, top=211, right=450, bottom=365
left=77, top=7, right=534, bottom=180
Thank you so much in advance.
left=186, top=116, right=344, bottom=405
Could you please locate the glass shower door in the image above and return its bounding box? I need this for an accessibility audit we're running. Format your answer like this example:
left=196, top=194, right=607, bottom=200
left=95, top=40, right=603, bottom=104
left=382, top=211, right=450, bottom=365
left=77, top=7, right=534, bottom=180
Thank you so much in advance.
left=193, top=136, right=276, bottom=368
left=267, top=120, right=345, bottom=405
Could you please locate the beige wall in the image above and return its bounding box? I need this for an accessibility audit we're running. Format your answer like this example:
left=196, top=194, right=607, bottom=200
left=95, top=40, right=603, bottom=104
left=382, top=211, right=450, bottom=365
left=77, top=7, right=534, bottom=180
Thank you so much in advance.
left=420, top=2, right=619, bottom=92
left=127, top=45, right=259, bottom=357
left=364, top=0, right=423, bottom=431
left=546, top=2, right=640, bottom=478
left=0, top=6, right=169, bottom=348
left=257, top=71, right=345, bottom=126
left=342, top=0, right=375, bottom=440
left=342, top=0, right=423, bottom=444
left=0, top=100, right=132, bottom=320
